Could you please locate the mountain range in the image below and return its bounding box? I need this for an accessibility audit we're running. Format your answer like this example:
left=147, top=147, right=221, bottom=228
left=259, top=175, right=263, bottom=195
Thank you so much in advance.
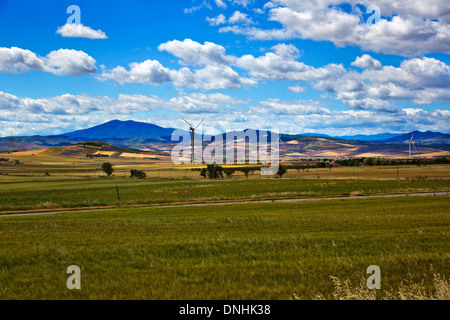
left=1, top=120, right=449, bottom=158
left=61, top=120, right=449, bottom=143
left=300, top=132, right=402, bottom=141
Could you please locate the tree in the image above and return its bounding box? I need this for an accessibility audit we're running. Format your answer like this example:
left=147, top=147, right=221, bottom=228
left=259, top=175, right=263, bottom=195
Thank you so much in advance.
left=224, top=168, right=235, bottom=178
left=364, top=157, right=374, bottom=166
left=277, top=164, right=287, bottom=178
left=101, top=162, right=114, bottom=176
left=205, top=164, right=224, bottom=179
left=316, top=162, right=326, bottom=168
left=348, top=159, right=360, bottom=167
left=240, top=168, right=250, bottom=178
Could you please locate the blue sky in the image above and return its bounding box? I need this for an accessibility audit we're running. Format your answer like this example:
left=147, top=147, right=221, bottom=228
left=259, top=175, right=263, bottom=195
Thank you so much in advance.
left=0, top=0, right=449, bottom=136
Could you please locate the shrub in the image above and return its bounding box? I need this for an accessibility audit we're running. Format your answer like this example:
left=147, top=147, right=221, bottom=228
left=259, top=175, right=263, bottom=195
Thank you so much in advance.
left=130, top=169, right=146, bottom=179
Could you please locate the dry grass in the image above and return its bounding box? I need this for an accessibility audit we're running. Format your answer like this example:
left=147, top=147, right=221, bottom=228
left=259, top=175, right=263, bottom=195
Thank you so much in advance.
left=388, top=274, right=450, bottom=300
left=311, top=274, right=449, bottom=300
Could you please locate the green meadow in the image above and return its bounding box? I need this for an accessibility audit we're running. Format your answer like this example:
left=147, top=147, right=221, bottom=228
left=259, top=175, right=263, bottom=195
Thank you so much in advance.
left=0, top=196, right=448, bottom=299
left=0, top=176, right=449, bottom=213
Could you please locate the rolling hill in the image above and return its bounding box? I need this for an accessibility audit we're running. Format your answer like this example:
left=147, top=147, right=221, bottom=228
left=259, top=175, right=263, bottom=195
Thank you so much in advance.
left=28, top=141, right=168, bottom=160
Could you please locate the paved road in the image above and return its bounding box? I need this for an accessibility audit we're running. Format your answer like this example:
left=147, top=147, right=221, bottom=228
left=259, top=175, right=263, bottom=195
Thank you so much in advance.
left=0, top=191, right=448, bottom=218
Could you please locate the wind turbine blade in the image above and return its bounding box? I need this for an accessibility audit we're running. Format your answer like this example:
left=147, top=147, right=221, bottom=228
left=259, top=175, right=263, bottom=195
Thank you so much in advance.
left=412, top=142, right=417, bottom=152
left=182, top=119, right=193, bottom=127
left=411, top=131, right=414, bottom=141
left=277, top=127, right=284, bottom=145
left=194, top=118, right=204, bottom=130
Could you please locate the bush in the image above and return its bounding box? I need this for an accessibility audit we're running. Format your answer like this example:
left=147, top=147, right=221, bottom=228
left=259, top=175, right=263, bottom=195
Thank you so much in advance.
left=130, top=169, right=146, bottom=179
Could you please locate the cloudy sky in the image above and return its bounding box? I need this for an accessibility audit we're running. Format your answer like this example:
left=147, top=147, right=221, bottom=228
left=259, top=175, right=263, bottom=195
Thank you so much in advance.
left=0, top=0, right=449, bottom=137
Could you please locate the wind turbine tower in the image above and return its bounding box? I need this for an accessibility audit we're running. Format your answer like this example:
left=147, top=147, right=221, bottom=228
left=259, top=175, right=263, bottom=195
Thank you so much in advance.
left=183, top=119, right=204, bottom=165
left=408, top=132, right=417, bottom=159
left=9, top=136, right=13, bottom=161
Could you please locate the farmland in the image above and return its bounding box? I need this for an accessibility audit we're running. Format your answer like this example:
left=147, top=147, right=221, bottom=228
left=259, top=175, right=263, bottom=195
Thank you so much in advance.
left=0, top=173, right=449, bottom=213
left=0, top=148, right=449, bottom=299
left=0, top=196, right=448, bottom=299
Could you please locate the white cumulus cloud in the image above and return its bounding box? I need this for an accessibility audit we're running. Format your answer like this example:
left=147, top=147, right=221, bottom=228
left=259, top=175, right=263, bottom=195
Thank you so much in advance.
left=219, top=0, right=450, bottom=56
left=56, top=23, right=107, bottom=39
left=158, top=39, right=235, bottom=66
left=0, top=47, right=96, bottom=76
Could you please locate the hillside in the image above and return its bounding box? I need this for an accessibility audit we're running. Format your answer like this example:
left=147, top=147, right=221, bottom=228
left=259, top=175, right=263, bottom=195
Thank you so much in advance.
left=38, top=141, right=167, bottom=159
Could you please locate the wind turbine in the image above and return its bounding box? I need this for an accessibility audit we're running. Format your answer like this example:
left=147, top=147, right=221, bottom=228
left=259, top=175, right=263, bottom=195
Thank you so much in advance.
left=9, top=135, right=13, bottom=161
left=278, top=127, right=284, bottom=146
left=183, top=118, right=203, bottom=165
left=408, top=132, right=417, bottom=159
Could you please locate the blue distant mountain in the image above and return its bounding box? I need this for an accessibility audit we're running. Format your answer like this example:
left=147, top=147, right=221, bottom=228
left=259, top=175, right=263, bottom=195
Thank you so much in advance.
left=301, top=131, right=449, bottom=143
left=63, top=120, right=176, bottom=139
left=337, top=133, right=404, bottom=141
left=2, top=120, right=449, bottom=150
left=300, top=132, right=402, bottom=141
left=53, top=121, right=450, bottom=144
left=376, top=130, right=450, bottom=144
left=299, top=133, right=331, bottom=138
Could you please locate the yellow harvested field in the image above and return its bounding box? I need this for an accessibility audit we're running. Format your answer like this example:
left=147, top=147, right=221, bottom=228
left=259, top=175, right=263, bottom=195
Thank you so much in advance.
left=93, top=151, right=116, bottom=156
left=119, top=153, right=158, bottom=158
left=337, top=143, right=356, bottom=147
left=8, top=149, right=47, bottom=156
left=286, top=152, right=307, bottom=157
left=357, top=152, right=389, bottom=157
left=419, top=151, right=450, bottom=157
left=314, top=151, right=343, bottom=157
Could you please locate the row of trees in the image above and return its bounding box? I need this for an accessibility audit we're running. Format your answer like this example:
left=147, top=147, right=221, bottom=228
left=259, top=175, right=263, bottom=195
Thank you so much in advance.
left=335, top=157, right=450, bottom=167
left=101, top=156, right=449, bottom=179
left=199, top=164, right=287, bottom=179
left=101, top=162, right=287, bottom=179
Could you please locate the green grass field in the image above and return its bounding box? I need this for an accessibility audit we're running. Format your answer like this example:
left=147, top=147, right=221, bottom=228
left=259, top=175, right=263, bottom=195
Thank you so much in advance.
left=0, top=176, right=449, bottom=213
left=0, top=161, right=448, bottom=299
left=0, top=196, right=448, bottom=299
